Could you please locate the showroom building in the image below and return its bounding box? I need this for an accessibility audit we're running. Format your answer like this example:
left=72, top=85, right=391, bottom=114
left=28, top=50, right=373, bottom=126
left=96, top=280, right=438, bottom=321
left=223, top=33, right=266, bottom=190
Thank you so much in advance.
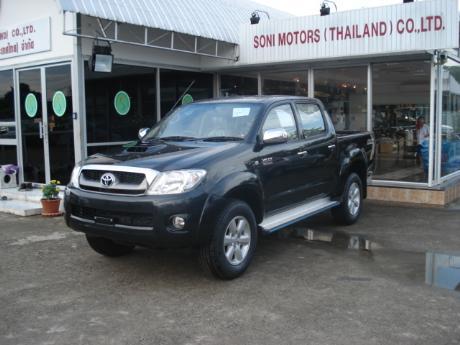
left=1, top=0, right=460, bottom=205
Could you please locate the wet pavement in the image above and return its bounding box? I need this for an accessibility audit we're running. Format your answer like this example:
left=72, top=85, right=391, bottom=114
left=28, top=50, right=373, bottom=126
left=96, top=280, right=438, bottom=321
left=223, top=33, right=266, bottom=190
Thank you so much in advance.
left=1, top=201, right=460, bottom=345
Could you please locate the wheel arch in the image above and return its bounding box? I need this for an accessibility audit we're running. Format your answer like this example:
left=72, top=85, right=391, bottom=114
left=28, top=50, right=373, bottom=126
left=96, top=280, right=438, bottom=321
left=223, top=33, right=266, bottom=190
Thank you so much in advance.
left=338, top=148, right=368, bottom=199
left=197, top=172, right=264, bottom=243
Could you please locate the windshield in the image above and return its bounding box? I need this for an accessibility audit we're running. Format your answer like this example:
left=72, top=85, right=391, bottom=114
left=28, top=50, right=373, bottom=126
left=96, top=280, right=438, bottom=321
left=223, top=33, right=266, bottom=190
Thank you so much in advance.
left=143, top=102, right=262, bottom=141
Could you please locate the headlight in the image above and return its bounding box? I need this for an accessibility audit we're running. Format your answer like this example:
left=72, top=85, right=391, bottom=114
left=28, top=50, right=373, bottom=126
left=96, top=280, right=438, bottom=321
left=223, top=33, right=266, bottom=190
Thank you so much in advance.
left=147, top=169, right=206, bottom=195
left=69, top=165, right=82, bottom=188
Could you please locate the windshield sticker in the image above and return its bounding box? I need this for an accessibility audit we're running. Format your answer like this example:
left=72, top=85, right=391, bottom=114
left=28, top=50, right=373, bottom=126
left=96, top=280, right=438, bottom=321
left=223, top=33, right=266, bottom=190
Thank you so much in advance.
left=233, top=108, right=251, bottom=117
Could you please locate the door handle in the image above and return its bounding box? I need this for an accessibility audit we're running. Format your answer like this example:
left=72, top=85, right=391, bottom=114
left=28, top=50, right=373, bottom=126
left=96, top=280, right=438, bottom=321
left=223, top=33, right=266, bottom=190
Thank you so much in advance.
left=297, top=150, right=308, bottom=156
left=38, top=122, right=43, bottom=139
left=328, top=144, right=336, bottom=150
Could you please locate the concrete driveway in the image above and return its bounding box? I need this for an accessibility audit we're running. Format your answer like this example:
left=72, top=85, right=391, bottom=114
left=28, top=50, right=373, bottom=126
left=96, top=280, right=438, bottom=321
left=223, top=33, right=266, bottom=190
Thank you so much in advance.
left=1, top=202, right=460, bottom=345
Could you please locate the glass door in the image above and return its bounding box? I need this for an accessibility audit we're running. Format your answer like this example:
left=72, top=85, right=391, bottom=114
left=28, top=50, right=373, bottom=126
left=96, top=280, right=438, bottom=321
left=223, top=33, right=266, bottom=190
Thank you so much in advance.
left=18, top=68, right=45, bottom=183
left=45, top=65, right=74, bottom=184
left=18, top=64, right=74, bottom=184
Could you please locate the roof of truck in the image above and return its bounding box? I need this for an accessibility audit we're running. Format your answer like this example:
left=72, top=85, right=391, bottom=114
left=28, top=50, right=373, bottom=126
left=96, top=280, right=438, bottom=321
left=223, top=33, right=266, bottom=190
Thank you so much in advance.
left=194, top=96, right=318, bottom=105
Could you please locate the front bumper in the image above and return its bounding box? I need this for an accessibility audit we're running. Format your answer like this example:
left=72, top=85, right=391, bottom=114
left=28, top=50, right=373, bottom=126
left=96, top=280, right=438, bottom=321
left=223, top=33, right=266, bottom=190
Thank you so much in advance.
left=64, top=187, right=208, bottom=247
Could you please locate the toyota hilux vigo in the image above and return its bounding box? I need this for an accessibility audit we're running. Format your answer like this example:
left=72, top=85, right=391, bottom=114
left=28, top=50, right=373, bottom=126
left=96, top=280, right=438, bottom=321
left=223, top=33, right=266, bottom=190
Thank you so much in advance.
left=65, top=96, right=374, bottom=279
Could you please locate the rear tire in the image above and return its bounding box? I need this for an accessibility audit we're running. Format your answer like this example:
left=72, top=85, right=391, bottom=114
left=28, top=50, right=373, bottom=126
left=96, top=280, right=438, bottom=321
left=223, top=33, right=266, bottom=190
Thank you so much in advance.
left=86, top=235, right=135, bottom=257
left=331, top=173, right=363, bottom=225
left=199, top=200, right=257, bottom=280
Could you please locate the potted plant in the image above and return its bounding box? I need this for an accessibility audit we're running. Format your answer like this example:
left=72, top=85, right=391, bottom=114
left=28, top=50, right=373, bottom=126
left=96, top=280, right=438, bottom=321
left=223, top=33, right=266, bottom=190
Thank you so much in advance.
left=41, top=179, right=62, bottom=216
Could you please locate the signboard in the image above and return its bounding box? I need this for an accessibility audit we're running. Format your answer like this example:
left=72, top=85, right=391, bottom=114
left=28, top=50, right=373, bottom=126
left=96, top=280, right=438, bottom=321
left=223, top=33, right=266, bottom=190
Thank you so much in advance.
left=239, top=0, right=459, bottom=65
left=0, top=17, right=51, bottom=60
left=181, top=94, right=193, bottom=105
left=114, top=91, right=131, bottom=116
left=52, top=91, right=67, bottom=117
left=25, top=93, right=38, bottom=118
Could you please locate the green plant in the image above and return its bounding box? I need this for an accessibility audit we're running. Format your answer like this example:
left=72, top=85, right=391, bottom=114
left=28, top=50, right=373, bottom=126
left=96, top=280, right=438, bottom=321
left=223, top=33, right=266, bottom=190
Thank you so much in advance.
left=42, top=180, right=61, bottom=200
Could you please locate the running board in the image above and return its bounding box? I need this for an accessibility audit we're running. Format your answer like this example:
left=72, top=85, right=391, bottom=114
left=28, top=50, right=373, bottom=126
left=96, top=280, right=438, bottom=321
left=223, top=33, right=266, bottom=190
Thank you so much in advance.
left=259, top=197, right=339, bottom=233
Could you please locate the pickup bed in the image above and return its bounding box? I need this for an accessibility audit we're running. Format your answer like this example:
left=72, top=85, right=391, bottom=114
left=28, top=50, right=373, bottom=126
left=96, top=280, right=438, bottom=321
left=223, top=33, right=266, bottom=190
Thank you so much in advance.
left=65, top=96, right=374, bottom=279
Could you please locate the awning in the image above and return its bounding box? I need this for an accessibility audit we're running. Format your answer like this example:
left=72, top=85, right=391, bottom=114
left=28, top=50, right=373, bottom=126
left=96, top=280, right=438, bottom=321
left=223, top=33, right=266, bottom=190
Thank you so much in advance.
left=58, top=0, right=290, bottom=44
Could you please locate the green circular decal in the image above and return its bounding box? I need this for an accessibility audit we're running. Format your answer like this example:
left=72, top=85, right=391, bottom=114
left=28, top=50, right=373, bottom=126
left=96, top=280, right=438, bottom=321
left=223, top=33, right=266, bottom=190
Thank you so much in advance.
left=181, top=94, right=193, bottom=105
left=25, top=93, right=38, bottom=118
left=114, top=91, right=131, bottom=116
left=52, top=91, right=67, bottom=117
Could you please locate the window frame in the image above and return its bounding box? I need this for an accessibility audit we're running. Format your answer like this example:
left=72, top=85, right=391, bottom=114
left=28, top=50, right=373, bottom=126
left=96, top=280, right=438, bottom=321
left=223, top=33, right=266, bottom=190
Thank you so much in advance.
left=259, top=102, right=301, bottom=143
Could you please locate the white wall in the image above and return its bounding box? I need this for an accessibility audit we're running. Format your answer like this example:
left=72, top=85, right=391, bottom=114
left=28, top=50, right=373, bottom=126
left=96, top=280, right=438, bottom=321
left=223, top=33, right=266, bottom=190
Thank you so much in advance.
left=0, top=0, right=75, bottom=69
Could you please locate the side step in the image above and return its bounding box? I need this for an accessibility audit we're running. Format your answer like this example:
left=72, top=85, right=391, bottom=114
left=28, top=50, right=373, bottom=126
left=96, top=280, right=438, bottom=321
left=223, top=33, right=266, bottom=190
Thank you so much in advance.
left=259, top=197, right=339, bottom=233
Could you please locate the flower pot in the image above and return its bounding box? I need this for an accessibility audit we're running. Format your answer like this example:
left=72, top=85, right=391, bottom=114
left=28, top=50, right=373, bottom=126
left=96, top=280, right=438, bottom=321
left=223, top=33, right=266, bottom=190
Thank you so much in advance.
left=41, top=198, right=62, bottom=217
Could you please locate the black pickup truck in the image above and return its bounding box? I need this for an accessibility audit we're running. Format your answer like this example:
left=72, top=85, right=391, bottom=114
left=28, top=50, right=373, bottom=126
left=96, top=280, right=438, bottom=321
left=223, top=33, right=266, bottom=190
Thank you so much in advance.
left=65, top=96, right=374, bottom=279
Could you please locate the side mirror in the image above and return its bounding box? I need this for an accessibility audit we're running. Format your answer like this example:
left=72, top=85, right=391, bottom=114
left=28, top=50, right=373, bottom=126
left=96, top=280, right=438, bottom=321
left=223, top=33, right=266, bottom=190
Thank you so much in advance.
left=138, top=127, right=149, bottom=140
left=262, top=128, right=288, bottom=145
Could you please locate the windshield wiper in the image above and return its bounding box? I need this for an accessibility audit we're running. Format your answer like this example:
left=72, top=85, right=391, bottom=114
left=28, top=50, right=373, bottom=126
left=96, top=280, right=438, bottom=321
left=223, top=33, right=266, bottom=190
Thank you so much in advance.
left=200, top=136, right=244, bottom=142
left=158, top=136, right=197, bottom=141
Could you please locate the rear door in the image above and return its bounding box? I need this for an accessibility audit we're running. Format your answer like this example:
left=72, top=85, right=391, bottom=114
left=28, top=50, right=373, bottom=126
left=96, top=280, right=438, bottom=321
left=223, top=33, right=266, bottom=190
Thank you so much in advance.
left=294, top=102, right=337, bottom=198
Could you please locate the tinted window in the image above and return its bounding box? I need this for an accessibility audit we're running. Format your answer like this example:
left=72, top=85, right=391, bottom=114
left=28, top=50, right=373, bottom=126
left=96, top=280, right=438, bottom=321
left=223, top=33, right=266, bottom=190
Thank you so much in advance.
left=0, top=145, right=17, bottom=165
left=0, top=70, right=14, bottom=122
left=160, top=69, right=213, bottom=117
left=85, top=62, right=156, bottom=143
left=262, top=104, right=298, bottom=140
left=296, top=103, right=326, bottom=137
left=220, top=75, right=258, bottom=96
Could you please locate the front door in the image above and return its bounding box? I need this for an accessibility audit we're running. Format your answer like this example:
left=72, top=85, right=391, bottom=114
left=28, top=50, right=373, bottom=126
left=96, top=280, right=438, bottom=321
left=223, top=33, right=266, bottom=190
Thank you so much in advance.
left=254, top=103, right=306, bottom=212
left=18, top=64, right=74, bottom=184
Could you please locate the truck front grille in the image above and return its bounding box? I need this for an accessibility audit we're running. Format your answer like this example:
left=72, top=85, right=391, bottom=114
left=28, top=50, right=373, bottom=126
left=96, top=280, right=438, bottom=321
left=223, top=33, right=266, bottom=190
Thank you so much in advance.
left=77, top=165, right=159, bottom=196
left=81, top=170, right=145, bottom=185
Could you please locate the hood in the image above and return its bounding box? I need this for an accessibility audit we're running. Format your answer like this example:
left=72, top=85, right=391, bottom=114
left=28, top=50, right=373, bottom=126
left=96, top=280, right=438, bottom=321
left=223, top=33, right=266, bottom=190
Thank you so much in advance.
left=83, top=140, right=242, bottom=171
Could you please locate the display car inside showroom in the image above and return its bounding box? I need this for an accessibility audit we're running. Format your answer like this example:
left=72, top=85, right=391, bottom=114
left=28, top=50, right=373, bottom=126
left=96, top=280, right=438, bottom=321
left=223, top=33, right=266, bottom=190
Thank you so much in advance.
left=1, top=0, right=460, bottom=206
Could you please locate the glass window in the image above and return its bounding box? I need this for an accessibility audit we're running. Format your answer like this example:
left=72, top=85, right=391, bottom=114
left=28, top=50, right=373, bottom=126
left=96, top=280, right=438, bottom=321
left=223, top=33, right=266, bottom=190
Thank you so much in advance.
left=87, top=145, right=124, bottom=156
left=0, top=124, right=15, bottom=139
left=262, top=104, right=298, bottom=140
left=160, top=69, right=213, bottom=117
left=372, top=61, right=431, bottom=183
left=0, top=70, right=14, bottom=122
left=296, top=103, right=326, bottom=137
left=220, top=74, right=258, bottom=96
left=85, top=62, right=156, bottom=143
left=440, top=59, right=460, bottom=177
left=144, top=102, right=261, bottom=141
left=0, top=145, right=17, bottom=165
left=314, top=67, right=367, bottom=131
left=262, top=71, right=307, bottom=96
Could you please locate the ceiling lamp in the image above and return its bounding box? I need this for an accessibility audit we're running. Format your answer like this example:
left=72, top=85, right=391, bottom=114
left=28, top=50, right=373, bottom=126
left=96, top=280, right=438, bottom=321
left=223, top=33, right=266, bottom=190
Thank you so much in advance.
left=250, top=10, right=270, bottom=25
left=320, top=0, right=337, bottom=16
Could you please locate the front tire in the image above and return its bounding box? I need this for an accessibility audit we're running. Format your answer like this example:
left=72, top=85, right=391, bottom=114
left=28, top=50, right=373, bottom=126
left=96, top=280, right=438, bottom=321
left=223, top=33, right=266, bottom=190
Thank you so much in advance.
left=199, top=201, right=257, bottom=280
left=86, top=235, right=135, bottom=257
left=331, top=173, right=363, bottom=225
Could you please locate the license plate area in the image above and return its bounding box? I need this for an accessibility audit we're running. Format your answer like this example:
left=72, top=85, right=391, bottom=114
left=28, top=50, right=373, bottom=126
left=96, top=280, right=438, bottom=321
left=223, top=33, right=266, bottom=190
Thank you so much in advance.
left=94, top=216, right=114, bottom=225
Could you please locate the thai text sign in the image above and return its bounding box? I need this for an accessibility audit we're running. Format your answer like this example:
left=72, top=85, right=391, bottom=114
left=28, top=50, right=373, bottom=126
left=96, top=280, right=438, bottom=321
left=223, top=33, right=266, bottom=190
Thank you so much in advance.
left=239, top=0, right=458, bottom=64
left=0, top=18, right=51, bottom=60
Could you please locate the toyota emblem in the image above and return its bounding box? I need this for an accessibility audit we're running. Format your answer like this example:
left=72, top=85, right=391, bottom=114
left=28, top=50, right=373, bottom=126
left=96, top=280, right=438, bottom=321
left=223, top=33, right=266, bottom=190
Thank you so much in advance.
left=100, top=173, right=116, bottom=187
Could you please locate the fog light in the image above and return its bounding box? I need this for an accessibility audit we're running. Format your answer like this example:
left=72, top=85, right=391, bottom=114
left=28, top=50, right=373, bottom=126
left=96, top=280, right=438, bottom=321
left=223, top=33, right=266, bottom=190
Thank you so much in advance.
left=172, top=216, right=185, bottom=229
